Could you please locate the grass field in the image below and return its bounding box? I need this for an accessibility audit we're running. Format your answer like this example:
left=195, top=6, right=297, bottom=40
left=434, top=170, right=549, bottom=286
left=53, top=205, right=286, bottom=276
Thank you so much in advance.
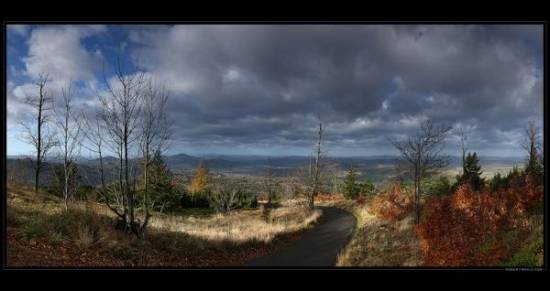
left=6, top=185, right=321, bottom=267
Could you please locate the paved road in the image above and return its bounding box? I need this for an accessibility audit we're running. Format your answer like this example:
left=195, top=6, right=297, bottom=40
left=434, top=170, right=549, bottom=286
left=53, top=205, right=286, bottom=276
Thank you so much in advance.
left=246, top=207, right=357, bottom=267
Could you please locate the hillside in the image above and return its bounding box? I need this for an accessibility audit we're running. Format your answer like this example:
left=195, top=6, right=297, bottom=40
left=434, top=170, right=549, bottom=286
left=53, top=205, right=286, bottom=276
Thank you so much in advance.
left=7, top=154, right=524, bottom=187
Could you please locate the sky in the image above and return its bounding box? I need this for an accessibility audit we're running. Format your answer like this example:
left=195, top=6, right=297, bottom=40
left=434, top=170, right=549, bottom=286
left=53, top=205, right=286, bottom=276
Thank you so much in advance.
left=6, top=24, right=544, bottom=158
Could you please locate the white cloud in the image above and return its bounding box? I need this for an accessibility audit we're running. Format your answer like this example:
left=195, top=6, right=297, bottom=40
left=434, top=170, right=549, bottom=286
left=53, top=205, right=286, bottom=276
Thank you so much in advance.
left=23, top=25, right=106, bottom=86
left=12, top=83, right=36, bottom=99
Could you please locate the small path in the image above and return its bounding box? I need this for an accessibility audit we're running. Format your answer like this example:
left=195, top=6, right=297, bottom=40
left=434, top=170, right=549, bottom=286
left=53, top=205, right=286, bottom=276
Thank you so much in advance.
left=246, top=206, right=357, bottom=267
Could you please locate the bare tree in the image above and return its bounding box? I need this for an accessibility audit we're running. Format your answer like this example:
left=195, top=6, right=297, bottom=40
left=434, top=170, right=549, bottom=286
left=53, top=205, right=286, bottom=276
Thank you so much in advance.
left=322, top=159, right=341, bottom=194
left=456, top=127, right=468, bottom=175
left=80, top=107, right=128, bottom=219
left=20, top=74, right=57, bottom=194
left=54, top=82, right=82, bottom=211
left=81, top=110, right=107, bottom=188
left=391, top=119, right=452, bottom=224
left=281, top=172, right=299, bottom=201
left=138, top=79, right=170, bottom=233
left=304, top=114, right=324, bottom=209
left=98, top=56, right=145, bottom=234
left=209, top=177, right=244, bottom=214
left=522, top=121, right=543, bottom=176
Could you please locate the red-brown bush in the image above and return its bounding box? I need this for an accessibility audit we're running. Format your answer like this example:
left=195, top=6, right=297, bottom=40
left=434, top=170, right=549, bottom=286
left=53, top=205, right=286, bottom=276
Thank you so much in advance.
left=372, top=182, right=413, bottom=222
left=417, top=172, right=543, bottom=266
left=355, top=193, right=366, bottom=205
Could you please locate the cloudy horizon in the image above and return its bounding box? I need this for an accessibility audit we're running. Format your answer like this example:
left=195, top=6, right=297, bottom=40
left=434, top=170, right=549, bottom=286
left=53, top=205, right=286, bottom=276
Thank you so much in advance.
left=6, top=24, right=544, bottom=158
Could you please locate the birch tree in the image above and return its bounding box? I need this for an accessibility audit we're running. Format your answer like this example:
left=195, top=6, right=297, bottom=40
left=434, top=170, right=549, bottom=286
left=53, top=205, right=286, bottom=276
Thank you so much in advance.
left=138, top=79, right=170, bottom=232
left=98, top=58, right=144, bottom=234
left=54, top=82, right=82, bottom=211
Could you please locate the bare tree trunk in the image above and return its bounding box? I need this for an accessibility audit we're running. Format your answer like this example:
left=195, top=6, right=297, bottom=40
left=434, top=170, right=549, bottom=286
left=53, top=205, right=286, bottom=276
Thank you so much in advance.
left=142, top=147, right=150, bottom=233
left=414, top=174, right=420, bottom=224
left=139, top=80, right=169, bottom=233
left=64, top=164, right=69, bottom=211
left=309, top=115, right=323, bottom=209
left=118, top=142, right=126, bottom=222
left=53, top=82, right=82, bottom=211
left=391, top=120, right=451, bottom=224
left=21, top=74, right=55, bottom=195
left=98, top=149, right=105, bottom=189
left=457, top=127, right=468, bottom=175
left=36, top=106, right=42, bottom=194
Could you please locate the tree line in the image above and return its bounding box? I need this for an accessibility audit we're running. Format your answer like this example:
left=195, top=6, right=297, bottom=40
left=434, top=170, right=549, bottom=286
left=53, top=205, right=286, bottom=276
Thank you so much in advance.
left=18, top=62, right=543, bottom=233
left=19, top=58, right=171, bottom=236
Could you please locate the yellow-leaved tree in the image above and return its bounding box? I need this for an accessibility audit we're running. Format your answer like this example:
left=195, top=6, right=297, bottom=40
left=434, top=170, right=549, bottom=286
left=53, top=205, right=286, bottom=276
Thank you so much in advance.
left=187, top=160, right=210, bottom=195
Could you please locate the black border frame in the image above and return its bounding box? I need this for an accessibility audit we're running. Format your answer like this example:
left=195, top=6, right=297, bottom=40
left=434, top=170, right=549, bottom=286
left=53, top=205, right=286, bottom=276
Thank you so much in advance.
left=1, top=20, right=547, bottom=273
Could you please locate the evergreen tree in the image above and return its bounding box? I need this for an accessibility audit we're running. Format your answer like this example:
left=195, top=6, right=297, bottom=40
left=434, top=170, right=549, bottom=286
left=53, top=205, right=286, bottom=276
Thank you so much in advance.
left=149, top=151, right=179, bottom=212
left=456, top=152, right=484, bottom=191
left=342, top=166, right=360, bottom=199
left=358, top=181, right=376, bottom=197
left=137, top=150, right=179, bottom=213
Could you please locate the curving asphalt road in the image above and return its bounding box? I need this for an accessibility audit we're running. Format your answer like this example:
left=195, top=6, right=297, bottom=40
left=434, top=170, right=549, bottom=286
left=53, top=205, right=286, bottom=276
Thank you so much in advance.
left=246, top=206, right=357, bottom=267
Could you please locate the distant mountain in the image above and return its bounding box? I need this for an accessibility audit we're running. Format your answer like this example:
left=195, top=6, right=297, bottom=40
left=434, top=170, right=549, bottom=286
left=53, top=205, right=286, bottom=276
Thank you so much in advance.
left=164, top=153, right=201, bottom=169
left=7, top=152, right=526, bottom=186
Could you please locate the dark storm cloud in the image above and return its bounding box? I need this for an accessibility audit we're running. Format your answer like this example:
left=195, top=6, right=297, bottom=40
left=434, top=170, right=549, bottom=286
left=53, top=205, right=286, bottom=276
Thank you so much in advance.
left=8, top=25, right=543, bottom=156
left=126, top=24, right=542, bottom=156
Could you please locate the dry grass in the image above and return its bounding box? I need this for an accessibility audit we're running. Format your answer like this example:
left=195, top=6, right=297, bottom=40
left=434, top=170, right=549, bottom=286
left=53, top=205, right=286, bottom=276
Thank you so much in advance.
left=8, top=185, right=321, bottom=245
left=150, top=206, right=322, bottom=243
left=320, top=198, right=422, bottom=267
left=6, top=184, right=323, bottom=266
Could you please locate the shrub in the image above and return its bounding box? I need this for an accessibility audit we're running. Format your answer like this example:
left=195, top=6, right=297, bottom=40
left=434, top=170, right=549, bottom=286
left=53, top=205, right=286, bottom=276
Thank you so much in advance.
left=181, top=190, right=211, bottom=208
left=23, top=220, right=49, bottom=240
left=423, top=176, right=452, bottom=196
left=371, top=182, right=412, bottom=221
left=489, top=173, right=508, bottom=192
left=358, top=181, right=376, bottom=197
left=237, top=190, right=258, bottom=209
left=76, top=225, right=96, bottom=249
left=75, top=184, right=95, bottom=201
left=505, top=248, right=538, bottom=267
left=355, top=193, right=366, bottom=205
left=417, top=170, right=543, bottom=266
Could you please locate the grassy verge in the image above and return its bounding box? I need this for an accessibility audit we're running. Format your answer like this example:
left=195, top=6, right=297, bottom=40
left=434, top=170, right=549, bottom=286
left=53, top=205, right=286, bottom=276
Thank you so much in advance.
left=6, top=186, right=322, bottom=267
left=318, top=198, right=422, bottom=267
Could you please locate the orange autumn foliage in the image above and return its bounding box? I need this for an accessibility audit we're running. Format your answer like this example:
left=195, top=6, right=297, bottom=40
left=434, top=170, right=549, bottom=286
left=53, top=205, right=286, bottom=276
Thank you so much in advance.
left=187, top=161, right=210, bottom=195
left=372, top=182, right=413, bottom=222
left=417, top=172, right=543, bottom=266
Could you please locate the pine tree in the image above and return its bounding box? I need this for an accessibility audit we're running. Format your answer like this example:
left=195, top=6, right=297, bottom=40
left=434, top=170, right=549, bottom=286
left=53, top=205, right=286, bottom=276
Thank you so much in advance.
left=139, top=150, right=178, bottom=213
left=342, top=166, right=360, bottom=199
left=188, top=160, right=210, bottom=195
left=456, top=152, right=484, bottom=191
